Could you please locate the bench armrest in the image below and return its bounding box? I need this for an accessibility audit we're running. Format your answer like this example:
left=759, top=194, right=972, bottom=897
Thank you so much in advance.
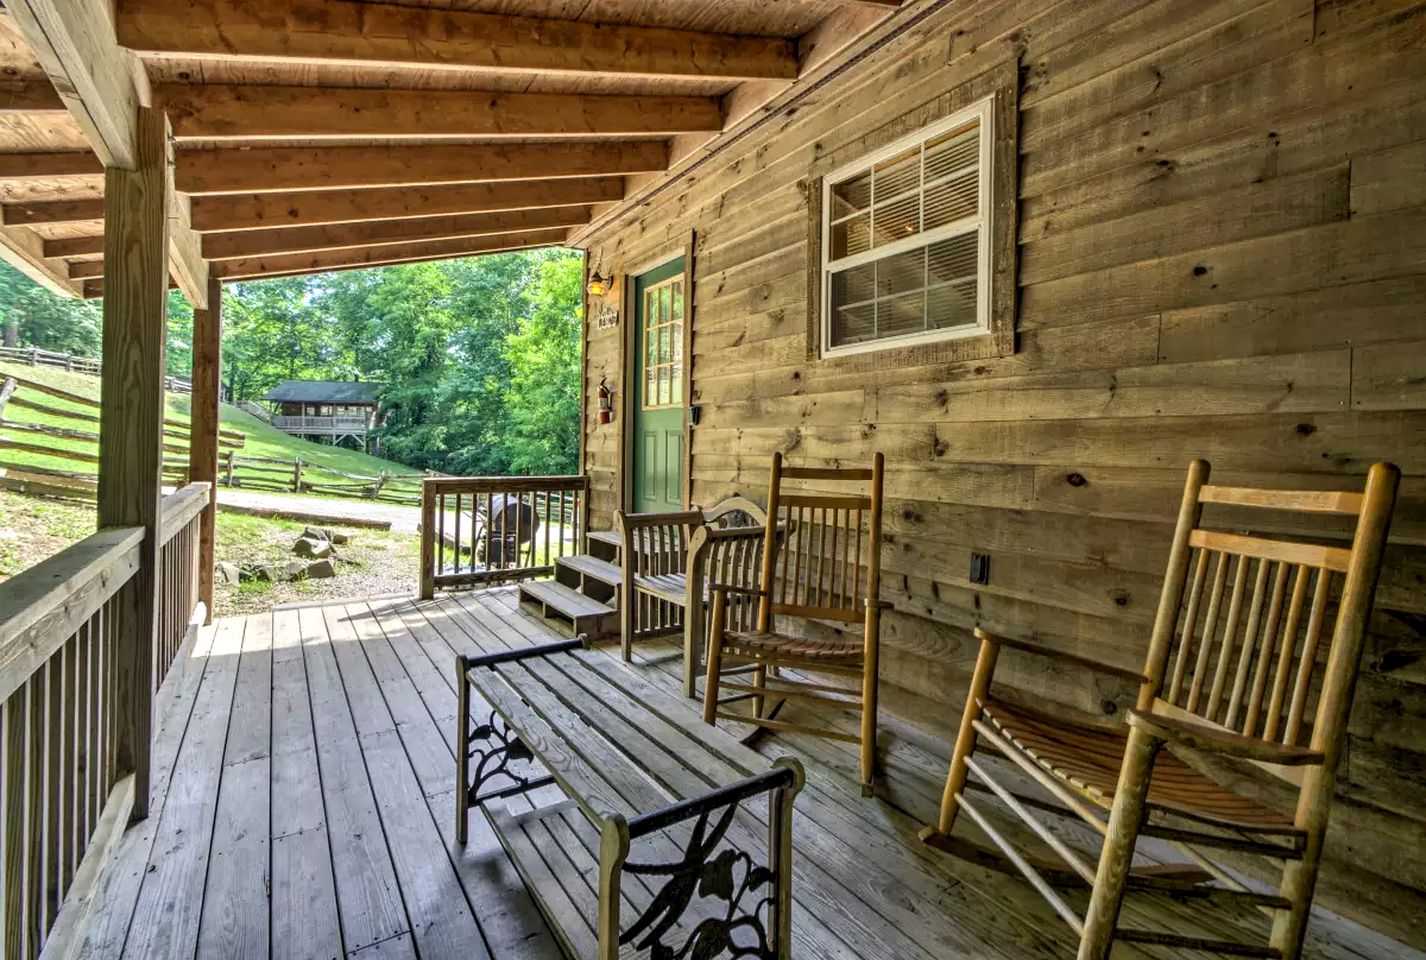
left=709, top=583, right=769, bottom=599
left=1126, top=709, right=1324, bottom=766
left=973, top=627, right=1146, bottom=684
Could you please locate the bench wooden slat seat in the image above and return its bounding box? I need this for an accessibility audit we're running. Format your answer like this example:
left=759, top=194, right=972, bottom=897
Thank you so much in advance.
left=981, top=699, right=1295, bottom=832
left=456, top=637, right=806, bottom=960
left=631, top=571, right=685, bottom=605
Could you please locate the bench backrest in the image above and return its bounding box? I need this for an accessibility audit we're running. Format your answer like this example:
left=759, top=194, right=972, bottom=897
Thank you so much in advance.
left=1142, top=459, right=1398, bottom=781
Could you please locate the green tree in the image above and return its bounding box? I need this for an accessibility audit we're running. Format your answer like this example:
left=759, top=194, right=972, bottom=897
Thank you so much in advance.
left=0, top=263, right=101, bottom=355
left=501, top=254, right=583, bottom=474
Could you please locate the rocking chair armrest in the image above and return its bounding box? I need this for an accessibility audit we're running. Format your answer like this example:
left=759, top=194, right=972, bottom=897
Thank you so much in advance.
left=972, top=628, right=1147, bottom=684
left=1126, top=709, right=1325, bottom=766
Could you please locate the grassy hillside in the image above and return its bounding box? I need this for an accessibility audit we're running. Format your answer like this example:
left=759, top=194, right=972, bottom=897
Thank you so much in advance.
left=0, top=360, right=418, bottom=481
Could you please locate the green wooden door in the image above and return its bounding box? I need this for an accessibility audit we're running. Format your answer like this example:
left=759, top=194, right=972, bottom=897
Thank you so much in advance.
left=630, top=258, right=686, bottom=514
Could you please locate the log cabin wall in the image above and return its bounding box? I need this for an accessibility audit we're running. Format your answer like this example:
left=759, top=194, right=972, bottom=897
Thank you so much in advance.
left=578, top=0, right=1426, bottom=942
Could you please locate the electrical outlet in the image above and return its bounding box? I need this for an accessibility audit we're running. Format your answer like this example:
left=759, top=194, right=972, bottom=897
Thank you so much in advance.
left=969, top=552, right=990, bottom=585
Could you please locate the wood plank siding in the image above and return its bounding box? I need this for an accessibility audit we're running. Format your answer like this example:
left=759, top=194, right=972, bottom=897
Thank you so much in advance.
left=577, top=0, right=1426, bottom=944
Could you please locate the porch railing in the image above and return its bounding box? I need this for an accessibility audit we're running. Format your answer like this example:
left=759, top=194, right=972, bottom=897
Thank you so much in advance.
left=270, top=414, right=370, bottom=432
left=420, top=475, right=590, bottom=598
left=0, top=482, right=209, bottom=957
left=157, top=483, right=210, bottom=685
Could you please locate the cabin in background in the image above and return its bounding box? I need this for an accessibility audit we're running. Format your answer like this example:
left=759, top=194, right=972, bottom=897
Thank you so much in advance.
left=260, top=379, right=383, bottom=449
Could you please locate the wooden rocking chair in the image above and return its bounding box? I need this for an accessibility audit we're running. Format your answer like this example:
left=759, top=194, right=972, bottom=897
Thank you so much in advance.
left=919, top=459, right=1399, bottom=960
left=702, top=452, right=887, bottom=795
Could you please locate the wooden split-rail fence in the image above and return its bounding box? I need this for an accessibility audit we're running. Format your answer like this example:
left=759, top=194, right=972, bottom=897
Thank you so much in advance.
left=0, top=373, right=244, bottom=501
left=0, top=345, right=192, bottom=393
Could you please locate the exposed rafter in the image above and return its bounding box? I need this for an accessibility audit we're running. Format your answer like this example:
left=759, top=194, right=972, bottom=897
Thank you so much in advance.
left=3, top=198, right=105, bottom=225
left=190, top=176, right=625, bottom=231
left=201, top=205, right=593, bottom=260
left=0, top=79, right=66, bottom=112
left=0, top=152, right=103, bottom=178
left=117, top=0, right=799, bottom=81
left=9, top=0, right=209, bottom=306
left=157, top=85, right=723, bottom=140
left=210, top=227, right=571, bottom=280
left=175, top=141, right=667, bottom=194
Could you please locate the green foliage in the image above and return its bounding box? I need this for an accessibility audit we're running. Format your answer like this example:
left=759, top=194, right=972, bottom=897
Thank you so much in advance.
left=0, top=263, right=101, bottom=356
left=0, top=247, right=586, bottom=478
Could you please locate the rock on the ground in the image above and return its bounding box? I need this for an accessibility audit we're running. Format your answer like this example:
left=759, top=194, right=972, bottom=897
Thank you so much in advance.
left=293, top=535, right=333, bottom=559
left=216, top=561, right=241, bottom=585
left=303, top=525, right=351, bottom=545
left=305, top=558, right=337, bottom=579
left=259, top=560, right=309, bottom=582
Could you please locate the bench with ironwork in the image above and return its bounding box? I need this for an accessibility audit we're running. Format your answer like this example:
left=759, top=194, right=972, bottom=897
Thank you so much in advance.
left=456, top=637, right=805, bottom=959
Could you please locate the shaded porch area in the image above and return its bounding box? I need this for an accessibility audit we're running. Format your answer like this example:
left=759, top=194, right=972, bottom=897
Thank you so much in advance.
left=64, top=588, right=1414, bottom=960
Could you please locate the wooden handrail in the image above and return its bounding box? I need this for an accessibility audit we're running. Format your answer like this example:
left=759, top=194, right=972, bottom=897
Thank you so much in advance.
left=0, top=525, right=143, bottom=703
left=423, top=473, right=587, bottom=494
left=160, top=481, right=212, bottom=544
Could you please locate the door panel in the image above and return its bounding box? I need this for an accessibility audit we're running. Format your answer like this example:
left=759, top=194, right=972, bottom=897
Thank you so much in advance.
left=631, top=257, right=686, bottom=514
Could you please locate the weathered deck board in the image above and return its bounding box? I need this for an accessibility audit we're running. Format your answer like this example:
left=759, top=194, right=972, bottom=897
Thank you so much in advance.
left=60, top=589, right=1423, bottom=960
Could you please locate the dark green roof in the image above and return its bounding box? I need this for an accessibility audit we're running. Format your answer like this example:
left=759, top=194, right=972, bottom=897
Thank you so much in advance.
left=260, top=380, right=382, bottom=404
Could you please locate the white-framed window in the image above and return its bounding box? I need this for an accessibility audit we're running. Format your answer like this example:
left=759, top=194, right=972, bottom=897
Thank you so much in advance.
left=819, top=95, right=994, bottom=357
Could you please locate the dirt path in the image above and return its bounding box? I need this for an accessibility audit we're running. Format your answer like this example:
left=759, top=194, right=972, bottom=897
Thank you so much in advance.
left=217, top=488, right=422, bottom=532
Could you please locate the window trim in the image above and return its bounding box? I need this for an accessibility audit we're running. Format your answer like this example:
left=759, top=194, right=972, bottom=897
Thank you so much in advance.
left=819, top=94, right=995, bottom=359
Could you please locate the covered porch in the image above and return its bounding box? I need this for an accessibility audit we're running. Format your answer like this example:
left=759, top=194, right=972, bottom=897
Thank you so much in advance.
left=54, top=589, right=1411, bottom=960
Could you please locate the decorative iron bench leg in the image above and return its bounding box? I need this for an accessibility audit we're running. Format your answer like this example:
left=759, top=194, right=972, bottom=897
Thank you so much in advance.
left=454, top=639, right=585, bottom=844
left=603, top=758, right=806, bottom=960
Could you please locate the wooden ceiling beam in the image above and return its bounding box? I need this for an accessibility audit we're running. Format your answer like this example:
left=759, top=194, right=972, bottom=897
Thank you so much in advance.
left=82, top=277, right=180, bottom=300
left=0, top=152, right=104, bottom=179
left=3, top=197, right=105, bottom=225
left=9, top=0, right=209, bottom=307
left=201, top=204, right=592, bottom=260
left=191, top=175, right=624, bottom=232
left=0, top=79, right=66, bottom=112
left=210, top=227, right=570, bottom=280
left=116, top=0, right=798, bottom=82
left=157, top=84, right=723, bottom=140
left=175, top=140, right=665, bottom=194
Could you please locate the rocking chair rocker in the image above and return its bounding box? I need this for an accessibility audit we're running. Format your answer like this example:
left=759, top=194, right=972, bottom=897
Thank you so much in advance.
left=920, top=459, right=1399, bottom=960
left=702, top=452, right=887, bottom=795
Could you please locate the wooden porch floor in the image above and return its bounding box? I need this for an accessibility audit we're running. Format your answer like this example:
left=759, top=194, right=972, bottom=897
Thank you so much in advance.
left=64, top=588, right=1420, bottom=960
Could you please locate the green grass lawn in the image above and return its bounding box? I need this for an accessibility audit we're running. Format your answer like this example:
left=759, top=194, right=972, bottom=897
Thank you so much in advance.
left=0, top=360, right=420, bottom=488
left=0, top=488, right=419, bottom=617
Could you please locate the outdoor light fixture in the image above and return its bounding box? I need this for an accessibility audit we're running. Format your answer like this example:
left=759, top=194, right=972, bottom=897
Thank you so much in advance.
left=586, top=270, right=611, bottom=298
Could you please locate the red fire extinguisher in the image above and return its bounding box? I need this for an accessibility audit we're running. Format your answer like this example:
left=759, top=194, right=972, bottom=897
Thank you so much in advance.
left=597, top=376, right=613, bottom=425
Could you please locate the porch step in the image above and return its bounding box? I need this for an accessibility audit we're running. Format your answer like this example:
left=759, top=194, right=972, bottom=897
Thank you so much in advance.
left=587, top=529, right=621, bottom=551
left=518, top=579, right=618, bottom=640
left=556, top=554, right=621, bottom=588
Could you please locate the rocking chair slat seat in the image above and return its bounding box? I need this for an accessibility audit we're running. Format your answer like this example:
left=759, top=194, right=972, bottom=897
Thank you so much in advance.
left=722, top=629, right=865, bottom=664
left=983, top=699, right=1296, bottom=832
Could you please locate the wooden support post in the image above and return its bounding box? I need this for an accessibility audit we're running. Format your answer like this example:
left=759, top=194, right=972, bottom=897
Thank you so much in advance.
left=292, top=457, right=303, bottom=493
left=188, top=276, right=221, bottom=624
left=96, top=106, right=170, bottom=823
left=419, top=480, right=436, bottom=600
left=224, top=449, right=235, bottom=486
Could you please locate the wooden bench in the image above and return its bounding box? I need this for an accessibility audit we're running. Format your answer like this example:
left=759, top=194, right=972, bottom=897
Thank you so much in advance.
left=615, top=496, right=772, bottom=696
left=456, top=637, right=805, bottom=960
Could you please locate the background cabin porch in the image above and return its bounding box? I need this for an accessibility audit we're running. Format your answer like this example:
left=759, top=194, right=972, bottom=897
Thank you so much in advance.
left=260, top=380, right=383, bottom=450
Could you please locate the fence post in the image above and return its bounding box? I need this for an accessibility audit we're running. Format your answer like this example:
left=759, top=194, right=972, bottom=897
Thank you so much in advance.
left=419, top=479, right=436, bottom=600
left=225, top=449, right=236, bottom=486
left=29, top=346, right=38, bottom=366
left=293, top=458, right=303, bottom=492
